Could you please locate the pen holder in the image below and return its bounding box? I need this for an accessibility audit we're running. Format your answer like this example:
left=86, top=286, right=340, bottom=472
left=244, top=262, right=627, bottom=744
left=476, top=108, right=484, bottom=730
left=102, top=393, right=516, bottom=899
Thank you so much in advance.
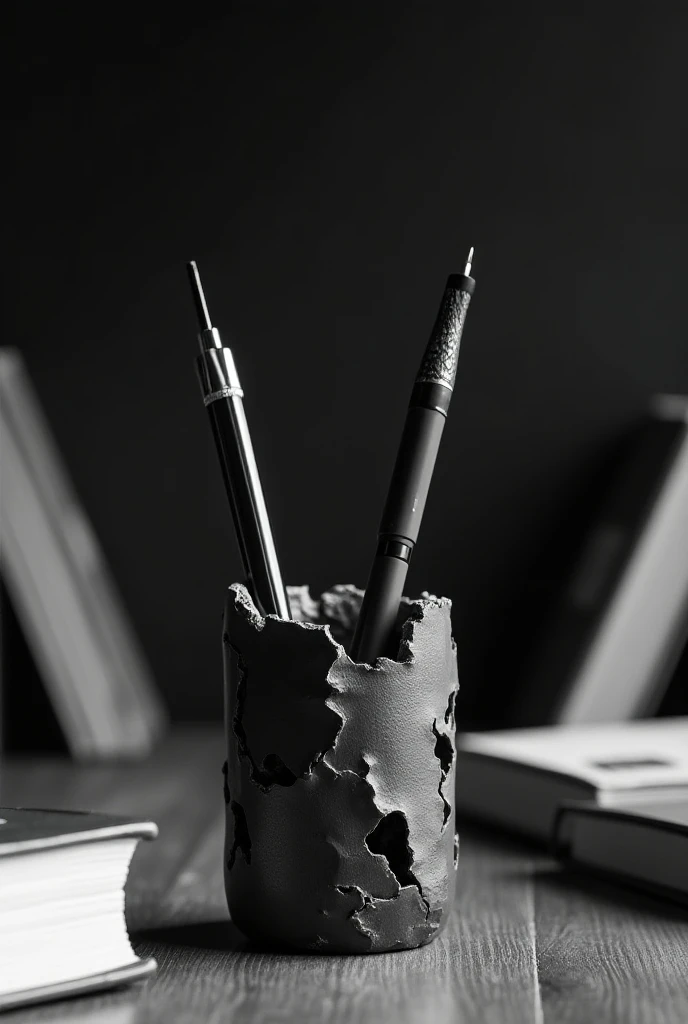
left=221, top=583, right=459, bottom=953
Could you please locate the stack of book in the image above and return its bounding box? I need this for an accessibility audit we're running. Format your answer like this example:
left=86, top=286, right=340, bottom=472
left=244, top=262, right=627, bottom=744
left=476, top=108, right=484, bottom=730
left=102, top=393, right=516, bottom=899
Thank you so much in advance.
left=457, top=718, right=688, bottom=904
left=472, top=395, right=688, bottom=903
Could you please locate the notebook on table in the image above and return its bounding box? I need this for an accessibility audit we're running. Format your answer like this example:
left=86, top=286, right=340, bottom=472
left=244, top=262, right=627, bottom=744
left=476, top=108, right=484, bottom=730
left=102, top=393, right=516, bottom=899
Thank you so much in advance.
left=456, top=717, right=688, bottom=841
left=0, top=807, right=158, bottom=1012
left=554, top=799, right=688, bottom=905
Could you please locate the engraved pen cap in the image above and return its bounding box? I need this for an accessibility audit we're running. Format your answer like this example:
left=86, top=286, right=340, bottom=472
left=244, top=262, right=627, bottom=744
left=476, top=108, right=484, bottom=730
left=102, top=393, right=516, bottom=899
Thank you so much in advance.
left=416, top=248, right=475, bottom=392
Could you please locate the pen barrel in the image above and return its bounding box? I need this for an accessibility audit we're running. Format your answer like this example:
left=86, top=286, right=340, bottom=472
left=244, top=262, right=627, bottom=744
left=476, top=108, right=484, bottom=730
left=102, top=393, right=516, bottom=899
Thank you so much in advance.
left=378, top=274, right=473, bottom=549
left=349, top=555, right=410, bottom=663
left=351, top=273, right=474, bottom=664
left=352, top=401, right=446, bottom=663
left=379, top=401, right=448, bottom=549
left=196, top=352, right=291, bottom=620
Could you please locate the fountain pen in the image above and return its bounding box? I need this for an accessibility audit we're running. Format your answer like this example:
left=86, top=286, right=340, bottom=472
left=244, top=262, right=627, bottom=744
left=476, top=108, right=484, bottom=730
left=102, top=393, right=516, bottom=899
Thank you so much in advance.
left=350, top=250, right=476, bottom=663
left=187, top=261, right=291, bottom=619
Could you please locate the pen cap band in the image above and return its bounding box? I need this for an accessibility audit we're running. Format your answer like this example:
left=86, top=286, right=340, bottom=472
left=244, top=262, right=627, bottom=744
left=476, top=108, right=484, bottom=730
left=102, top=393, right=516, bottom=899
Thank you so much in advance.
left=415, top=281, right=473, bottom=391
left=446, top=273, right=475, bottom=295
left=196, top=348, right=243, bottom=404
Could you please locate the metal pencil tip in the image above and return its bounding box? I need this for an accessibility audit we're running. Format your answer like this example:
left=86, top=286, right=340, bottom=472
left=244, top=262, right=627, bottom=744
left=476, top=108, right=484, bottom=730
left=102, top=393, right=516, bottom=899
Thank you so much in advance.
left=464, top=247, right=474, bottom=277
left=186, top=260, right=212, bottom=332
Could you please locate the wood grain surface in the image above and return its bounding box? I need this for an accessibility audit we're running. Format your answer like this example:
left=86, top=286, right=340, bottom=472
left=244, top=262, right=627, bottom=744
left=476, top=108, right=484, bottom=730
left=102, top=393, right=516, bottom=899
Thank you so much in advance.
left=1, top=728, right=687, bottom=1024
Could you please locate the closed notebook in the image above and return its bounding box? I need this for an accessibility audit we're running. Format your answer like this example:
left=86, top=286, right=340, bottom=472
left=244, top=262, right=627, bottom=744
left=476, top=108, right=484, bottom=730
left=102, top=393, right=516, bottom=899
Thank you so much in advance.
left=554, top=800, right=688, bottom=905
left=456, top=717, right=688, bottom=841
left=0, top=808, right=157, bottom=1012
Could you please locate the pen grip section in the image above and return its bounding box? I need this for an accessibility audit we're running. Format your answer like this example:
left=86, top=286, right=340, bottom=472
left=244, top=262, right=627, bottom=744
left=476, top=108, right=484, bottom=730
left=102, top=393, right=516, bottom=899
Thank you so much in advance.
left=206, top=399, right=253, bottom=590
left=416, top=283, right=472, bottom=391
left=349, top=555, right=410, bottom=664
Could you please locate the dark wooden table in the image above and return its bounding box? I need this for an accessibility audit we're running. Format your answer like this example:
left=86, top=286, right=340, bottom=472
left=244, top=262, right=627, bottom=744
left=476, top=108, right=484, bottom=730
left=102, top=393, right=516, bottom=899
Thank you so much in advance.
left=2, top=728, right=687, bottom=1023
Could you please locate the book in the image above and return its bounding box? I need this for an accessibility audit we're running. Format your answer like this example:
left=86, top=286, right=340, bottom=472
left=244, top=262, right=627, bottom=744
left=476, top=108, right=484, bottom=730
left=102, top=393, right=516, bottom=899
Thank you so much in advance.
left=456, top=717, right=688, bottom=841
left=516, top=394, right=688, bottom=725
left=0, top=807, right=157, bottom=1011
left=0, top=348, right=167, bottom=759
left=657, top=624, right=688, bottom=717
left=554, top=799, right=688, bottom=905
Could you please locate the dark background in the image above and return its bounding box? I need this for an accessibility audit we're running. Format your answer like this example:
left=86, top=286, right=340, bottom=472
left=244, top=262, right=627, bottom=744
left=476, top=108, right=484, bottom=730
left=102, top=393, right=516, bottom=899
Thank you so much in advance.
left=5, top=6, right=688, bottom=726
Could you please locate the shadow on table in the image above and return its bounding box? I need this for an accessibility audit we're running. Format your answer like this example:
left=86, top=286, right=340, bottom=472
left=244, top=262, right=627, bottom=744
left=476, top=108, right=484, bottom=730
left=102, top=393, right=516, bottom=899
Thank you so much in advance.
left=134, top=918, right=250, bottom=952
left=133, top=920, right=351, bottom=957
left=531, top=864, right=688, bottom=921
left=458, top=818, right=547, bottom=855
left=459, top=819, right=688, bottom=922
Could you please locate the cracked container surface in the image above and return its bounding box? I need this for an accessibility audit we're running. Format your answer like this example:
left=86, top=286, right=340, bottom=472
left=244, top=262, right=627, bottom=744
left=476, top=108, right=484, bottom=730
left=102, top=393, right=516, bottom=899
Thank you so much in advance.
left=222, top=583, right=459, bottom=953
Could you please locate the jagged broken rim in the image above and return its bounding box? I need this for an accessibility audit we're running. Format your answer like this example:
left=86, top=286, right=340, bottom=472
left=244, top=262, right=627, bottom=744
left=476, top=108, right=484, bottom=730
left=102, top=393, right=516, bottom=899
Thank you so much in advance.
left=228, top=581, right=452, bottom=669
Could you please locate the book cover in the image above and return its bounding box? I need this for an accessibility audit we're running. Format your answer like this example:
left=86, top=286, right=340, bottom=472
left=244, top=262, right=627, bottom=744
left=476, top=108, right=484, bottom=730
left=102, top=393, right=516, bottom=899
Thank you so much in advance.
left=553, top=799, right=688, bottom=905
left=0, top=808, right=158, bottom=1011
left=0, top=348, right=167, bottom=759
left=516, top=396, right=688, bottom=726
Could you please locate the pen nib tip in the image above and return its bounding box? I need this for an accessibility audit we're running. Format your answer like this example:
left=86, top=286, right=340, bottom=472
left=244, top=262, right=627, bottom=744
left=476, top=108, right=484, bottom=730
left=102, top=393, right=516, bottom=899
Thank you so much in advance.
left=464, top=246, right=474, bottom=276
left=186, top=260, right=213, bottom=332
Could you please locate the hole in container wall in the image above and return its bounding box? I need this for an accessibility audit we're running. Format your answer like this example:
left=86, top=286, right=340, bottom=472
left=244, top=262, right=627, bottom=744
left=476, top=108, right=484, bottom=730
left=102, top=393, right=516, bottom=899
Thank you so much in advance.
left=433, top=727, right=453, bottom=774
left=258, top=753, right=298, bottom=787
left=365, top=811, right=416, bottom=887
